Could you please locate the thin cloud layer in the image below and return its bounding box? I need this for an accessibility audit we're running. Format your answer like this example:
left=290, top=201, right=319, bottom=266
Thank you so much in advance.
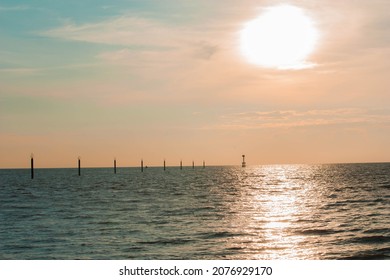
left=213, top=109, right=390, bottom=129
left=42, top=16, right=182, bottom=48
left=0, top=5, right=29, bottom=11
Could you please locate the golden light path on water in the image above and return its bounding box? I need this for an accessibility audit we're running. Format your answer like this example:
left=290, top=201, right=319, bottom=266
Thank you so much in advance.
left=224, top=165, right=321, bottom=259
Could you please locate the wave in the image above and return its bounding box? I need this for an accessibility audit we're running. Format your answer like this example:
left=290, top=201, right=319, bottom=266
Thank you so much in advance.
left=294, top=229, right=340, bottom=236
left=363, top=228, right=389, bottom=234
left=137, top=238, right=195, bottom=246
left=348, top=235, right=390, bottom=244
left=199, top=231, right=248, bottom=239
left=341, top=247, right=390, bottom=260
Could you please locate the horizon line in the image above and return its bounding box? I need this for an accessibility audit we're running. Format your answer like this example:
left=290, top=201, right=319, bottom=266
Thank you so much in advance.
left=1, top=161, right=390, bottom=170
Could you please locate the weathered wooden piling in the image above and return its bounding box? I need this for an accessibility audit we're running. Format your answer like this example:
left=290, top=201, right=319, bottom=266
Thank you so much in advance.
left=242, top=155, right=246, bottom=168
left=203, top=160, right=205, bottom=169
left=164, top=159, right=166, bottom=171
left=114, top=158, right=117, bottom=174
left=30, top=153, right=34, bottom=179
left=78, top=156, right=81, bottom=176
left=180, top=160, right=182, bottom=170
left=192, top=161, right=194, bottom=169
left=141, top=159, right=144, bottom=172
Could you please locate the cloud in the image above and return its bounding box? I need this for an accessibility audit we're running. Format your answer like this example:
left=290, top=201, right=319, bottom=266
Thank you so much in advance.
left=0, top=5, right=29, bottom=12
left=0, top=63, right=99, bottom=75
left=0, top=67, right=41, bottom=74
left=42, top=16, right=180, bottom=48
left=41, top=15, right=227, bottom=52
left=97, top=48, right=179, bottom=66
left=192, top=41, right=219, bottom=60
left=210, top=108, right=390, bottom=130
left=310, top=0, right=390, bottom=69
left=39, top=13, right=238, bottom=70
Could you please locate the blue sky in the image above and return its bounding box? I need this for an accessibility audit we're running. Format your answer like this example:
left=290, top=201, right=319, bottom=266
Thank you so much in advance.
left=1, top=0, right=390, bottom=167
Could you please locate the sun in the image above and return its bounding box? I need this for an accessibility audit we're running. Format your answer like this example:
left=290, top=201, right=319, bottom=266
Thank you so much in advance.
left=240, top=5, right=319, bottom=70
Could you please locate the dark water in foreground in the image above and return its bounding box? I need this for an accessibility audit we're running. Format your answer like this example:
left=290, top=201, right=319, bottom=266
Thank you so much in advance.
left=0, top=163, right=389, bottom=259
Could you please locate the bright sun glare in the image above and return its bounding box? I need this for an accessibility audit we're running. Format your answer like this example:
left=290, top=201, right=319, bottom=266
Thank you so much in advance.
left=240, top=5, right=319, bottom=70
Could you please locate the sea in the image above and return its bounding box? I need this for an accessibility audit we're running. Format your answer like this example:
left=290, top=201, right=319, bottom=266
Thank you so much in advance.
left=0, top=163, right=389, bottom=260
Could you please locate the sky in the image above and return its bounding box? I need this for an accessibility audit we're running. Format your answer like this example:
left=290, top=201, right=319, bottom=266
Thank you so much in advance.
left=1, top=0, right=390, bottom=168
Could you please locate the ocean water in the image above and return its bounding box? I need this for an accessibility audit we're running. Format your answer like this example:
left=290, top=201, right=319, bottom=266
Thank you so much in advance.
left=0, top=163, right=389, bottom=260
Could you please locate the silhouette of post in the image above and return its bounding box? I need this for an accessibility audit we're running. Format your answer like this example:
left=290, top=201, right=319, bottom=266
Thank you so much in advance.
left=203, top=160, right=205, bottom=169
left=242, top=155, right=246, bottom=168
left=114, top=158, right=117, bottom=174
left=180, top=160, right=182, bottom=170
left=141, top=159, right=144, bottom=172
left=164, top=159, right=166, bottom=171
left=192, top=161, right=194, bottom=169
left=78, top=156, right=81, bottom=176
left=30, top=153, right=34, bottom=179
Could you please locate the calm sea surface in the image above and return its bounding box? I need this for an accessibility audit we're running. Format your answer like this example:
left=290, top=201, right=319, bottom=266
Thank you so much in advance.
left=0, top=163, right=389, bottom=259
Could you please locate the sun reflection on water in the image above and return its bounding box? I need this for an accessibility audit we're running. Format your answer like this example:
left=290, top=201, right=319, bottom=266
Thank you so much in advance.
left=226, top=165, right=319, bottom=259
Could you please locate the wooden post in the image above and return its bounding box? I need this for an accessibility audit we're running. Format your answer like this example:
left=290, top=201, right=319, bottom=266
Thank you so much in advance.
left=78, top=156, right=81, bottom=176
left=30, top=153, right=34, bottom=179
left=114, top=158, right=117, bottom=174
left=164, top=159, right=166, bottom=171
left=141, top=159, right=144, bottom=172
left=203, top=160, right=205, bottom=169
left=192, top=161, right=194, bottom=169
left=180, top=160, right=182, bottom=170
